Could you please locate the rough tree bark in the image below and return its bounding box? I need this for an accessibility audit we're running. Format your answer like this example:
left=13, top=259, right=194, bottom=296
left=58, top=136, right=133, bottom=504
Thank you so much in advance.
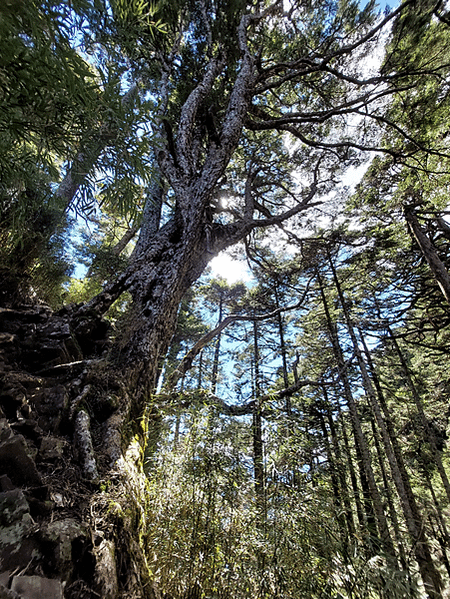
left=2, top=2, right=445, bottom=597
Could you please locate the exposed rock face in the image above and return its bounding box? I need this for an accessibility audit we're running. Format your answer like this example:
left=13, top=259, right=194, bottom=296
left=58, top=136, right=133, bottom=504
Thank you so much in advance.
left=11, top=575, right=64, bottom=599
left=0, top=305, right=159, bottom=599
left=0, top=304, right=158, bottom=599
left=0, top=487, right=38, bottom=573
left=0, top=306, right=95, bottom=597
left=0, top=434, right=42, bottom=487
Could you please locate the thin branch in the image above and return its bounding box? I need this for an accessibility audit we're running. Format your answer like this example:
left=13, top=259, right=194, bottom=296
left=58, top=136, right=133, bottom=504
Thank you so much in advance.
left=111, top=224, right=140, bottom=256
left=165, top=280, right=313, bottom=389
left=255, top=0, right=415, bottom=90
left=250, top=83, right=416, bottom=124
left=163, top=369, right=347, bottom=417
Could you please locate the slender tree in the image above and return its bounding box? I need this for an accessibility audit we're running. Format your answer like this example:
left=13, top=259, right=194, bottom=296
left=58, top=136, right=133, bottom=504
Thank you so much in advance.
left=328, top=249, right=443, bottom=597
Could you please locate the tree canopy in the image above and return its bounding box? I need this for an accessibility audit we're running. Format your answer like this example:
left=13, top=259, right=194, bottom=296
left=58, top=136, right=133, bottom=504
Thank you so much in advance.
left=2, top=1, right=450, bottom=598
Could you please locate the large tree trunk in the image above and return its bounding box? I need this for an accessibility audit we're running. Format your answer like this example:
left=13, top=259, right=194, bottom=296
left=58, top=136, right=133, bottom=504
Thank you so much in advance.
left=21, top=22, right=259, bottom=594
left=0, top=207, right=237, bottom=598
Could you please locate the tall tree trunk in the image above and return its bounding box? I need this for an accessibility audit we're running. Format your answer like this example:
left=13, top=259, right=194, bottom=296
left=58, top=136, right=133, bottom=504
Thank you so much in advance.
left=211, top=297, right=224, bottom=394
left=422, top=468, right=450, bottom=578
left=404, top=205, right=450, bottom=304
left=359, top=328, right=443, bottom=598
left=369, top=416, right=409, bottom=572
left=274, top=285, right=291, bottom=414
left=328, top=253, right=442, bottom=595
left=64, top=210, right=233, bottom=597
left=317, top=269, right=396, bottom=560
left=316, top=407, right=352, bottom=547
left=197, top=350, right=204, bottom=389
left=387, top=327, right=450, bottom=505
left=332, top=395, right=367, bottom=534
left=252, top=320, right=265, bottom=505
left=322, top=385, right=358, bottom=538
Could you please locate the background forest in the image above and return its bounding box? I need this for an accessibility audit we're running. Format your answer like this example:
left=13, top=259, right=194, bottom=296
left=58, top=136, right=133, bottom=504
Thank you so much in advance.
left=2, top=0, right=450, bottom=598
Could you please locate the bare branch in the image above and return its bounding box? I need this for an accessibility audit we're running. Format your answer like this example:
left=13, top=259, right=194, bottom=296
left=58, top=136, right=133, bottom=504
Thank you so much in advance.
left=255, top=0, right=416, bottom=92
left=162, top=374, right=334, bottom=417
left=165, top=280, right=312, bottom=390
left=247, top=163, right=321, bottom=228
left=250, top=83, right=416, bottom=124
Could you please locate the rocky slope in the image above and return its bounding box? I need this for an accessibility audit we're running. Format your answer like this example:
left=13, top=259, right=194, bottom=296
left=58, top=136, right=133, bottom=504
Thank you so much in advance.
left=0, top=303, right=114, bottom=598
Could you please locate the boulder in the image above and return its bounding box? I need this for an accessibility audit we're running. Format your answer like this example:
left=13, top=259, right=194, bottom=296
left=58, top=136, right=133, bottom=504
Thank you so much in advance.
left=0, top=489, right=40, bottom=573
left=0, top=436, right=41, bottom=487
left=0, top=489, right=29, bottom=526
left=40, top=519, right=88, bottom=581
left=0, top=435, right=42, bottom=487
left=0, top=583, right=21, bottom=599
left=0, top=421, right=13, bottom=443
left=11, top=420, right=43, bottom=444
left=24, top=486, right=52, bottom=519
left=30, top=386, right=68, bottom=432
left=11, top=576, right=63, bottom=599
left=38, top=437, right=66, bottom=462
left=0, top=476, right=14, bottom=492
